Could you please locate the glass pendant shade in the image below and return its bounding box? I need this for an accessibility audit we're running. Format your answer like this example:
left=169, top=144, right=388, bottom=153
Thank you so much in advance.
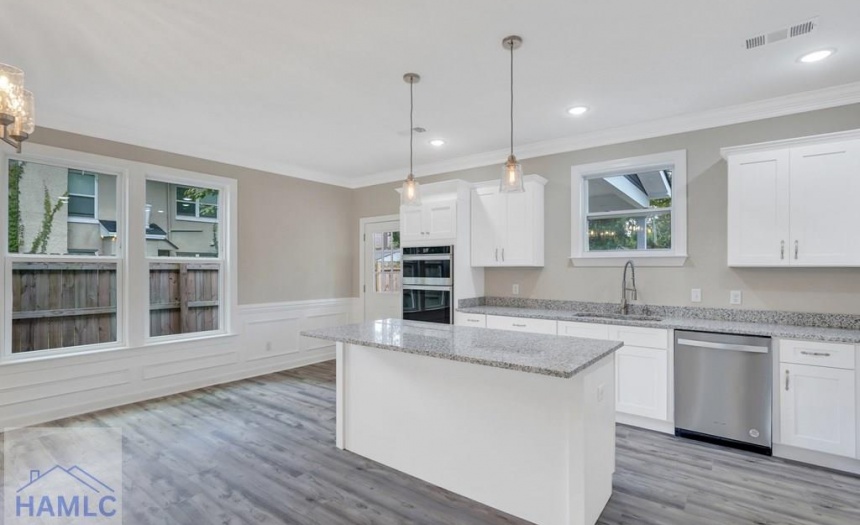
left=7, top=89, right=35, bottom=140
left=500, top=154, right=524, bottom=193
left=401, top=173, right=421, bottom=206
left=0, top=63, right=25, bottom=119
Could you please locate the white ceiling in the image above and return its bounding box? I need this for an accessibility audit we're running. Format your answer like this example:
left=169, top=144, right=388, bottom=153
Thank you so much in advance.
left=2, top=1, right=860, bottom=187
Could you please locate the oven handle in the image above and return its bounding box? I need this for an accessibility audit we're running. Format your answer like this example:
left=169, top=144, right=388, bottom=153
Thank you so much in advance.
left=676, top=338, right=769, bottom=353
left=403, top=285, right=453, bottom=292
left=402, top=254, right=452, bottom=261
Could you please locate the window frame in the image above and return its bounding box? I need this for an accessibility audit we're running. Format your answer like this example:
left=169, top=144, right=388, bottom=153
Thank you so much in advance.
left=144, top=172, right=236, bottom=343
left=1, top=152, right=127, bottom=360
left=571, top=149, right=688, bottom=267
left=174, top=184, right=219, bottom=223
left=66, top=169, right=100, bottom=224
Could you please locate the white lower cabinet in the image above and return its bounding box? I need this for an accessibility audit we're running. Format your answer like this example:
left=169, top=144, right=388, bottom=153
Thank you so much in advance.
left=779, top=360, right=856, bottom=458
left=558, top=321, right=670, bottom=423
left=454, top=312, right=487, bottom=328
left=485, top=315, right=557, bottom=335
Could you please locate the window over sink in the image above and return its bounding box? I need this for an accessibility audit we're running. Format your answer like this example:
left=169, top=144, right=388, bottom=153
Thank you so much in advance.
left=571, top=150, right=687, bottom=266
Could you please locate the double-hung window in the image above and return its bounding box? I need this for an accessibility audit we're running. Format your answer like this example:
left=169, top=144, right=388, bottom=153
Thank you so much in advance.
left=4, top=158, right=123, bottom=356
left=571, top=150, right=687, bottom=266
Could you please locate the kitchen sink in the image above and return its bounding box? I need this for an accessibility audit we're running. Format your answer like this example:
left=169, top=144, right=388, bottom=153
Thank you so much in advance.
left=570, top=312, right=663, bottom=322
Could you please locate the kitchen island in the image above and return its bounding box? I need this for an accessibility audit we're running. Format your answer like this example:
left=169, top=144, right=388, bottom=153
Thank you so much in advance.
left=302, top=319, right=623, bottom=525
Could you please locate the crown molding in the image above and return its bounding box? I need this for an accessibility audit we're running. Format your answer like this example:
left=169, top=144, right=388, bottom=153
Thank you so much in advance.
left=352, top=80, right=860, bottom=189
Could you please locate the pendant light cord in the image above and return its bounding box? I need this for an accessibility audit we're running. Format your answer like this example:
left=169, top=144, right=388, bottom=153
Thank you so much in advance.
left=410, top=78, right=414, bottom=175
left=510, top=39, right=514, bottom=157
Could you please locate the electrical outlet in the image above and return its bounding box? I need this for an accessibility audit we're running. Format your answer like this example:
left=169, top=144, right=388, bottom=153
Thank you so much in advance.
left=512, top=284, right=520, bottom=295
left=730, top=290, right=743, bottom=305
left=265, top=341, right=272, bottom=352
left=597, top=384, right=605, bottom=402
left=691, top=288, right=702, bottom=303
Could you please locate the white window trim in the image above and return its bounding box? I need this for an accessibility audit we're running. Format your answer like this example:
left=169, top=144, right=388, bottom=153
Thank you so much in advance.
left=571, top=149, right=688, bottom=267
left=1, top=152, right=128, bottom=361
left=144, top=171, right=237, bottom=342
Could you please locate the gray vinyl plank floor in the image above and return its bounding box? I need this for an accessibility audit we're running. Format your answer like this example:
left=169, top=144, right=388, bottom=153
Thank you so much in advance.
left=3, top=360, right=859, bottom=524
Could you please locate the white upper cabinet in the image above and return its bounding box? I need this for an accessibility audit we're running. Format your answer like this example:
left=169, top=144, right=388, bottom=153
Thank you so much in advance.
left=723, top=130, right=860, bottom=267
left=470, top=175, right=546, bottom=267
left=399, top=199, right=457, bottom=245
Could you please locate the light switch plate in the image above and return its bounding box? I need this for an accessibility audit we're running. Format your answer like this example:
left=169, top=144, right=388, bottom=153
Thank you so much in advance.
left=691, top=288, right=702, bottom=303
left=512, top=284, right=520, bottom=295
left=730, top=290, right=742, bottom=305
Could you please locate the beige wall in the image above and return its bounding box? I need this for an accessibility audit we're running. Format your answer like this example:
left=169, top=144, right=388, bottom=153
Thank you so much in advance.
left=353, top=104, right=860, bottom=314
left=30, top=128, right=354, bottom=305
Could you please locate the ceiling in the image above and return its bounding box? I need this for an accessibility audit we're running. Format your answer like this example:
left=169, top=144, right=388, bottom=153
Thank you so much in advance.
left=2, top=1, right=859, bottom=187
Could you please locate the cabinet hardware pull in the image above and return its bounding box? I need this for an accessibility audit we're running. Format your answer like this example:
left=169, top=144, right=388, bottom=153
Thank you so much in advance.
left=502, top=248, right=505, bottom=262
left=468, top=319, right=479, bottom=323
left=780, top=240, right=785, bottom=260
left=512, top=323, right=526, bottom=327
left=785, top=369, right=790, bottom=391
left=800, top=351, right=831, bottom=357
left=495, top=248, right=499, bottom=262
left=794, top=240, right=798, bottom=260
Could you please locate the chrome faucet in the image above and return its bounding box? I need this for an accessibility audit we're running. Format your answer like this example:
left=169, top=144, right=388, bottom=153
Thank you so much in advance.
left=621, top=260, right=637, bottom=315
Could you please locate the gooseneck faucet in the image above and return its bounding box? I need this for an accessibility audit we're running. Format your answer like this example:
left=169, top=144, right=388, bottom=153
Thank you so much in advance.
left=621, top=260, right=637, bottom=315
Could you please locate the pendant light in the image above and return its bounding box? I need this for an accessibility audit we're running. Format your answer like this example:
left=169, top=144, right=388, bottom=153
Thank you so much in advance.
left=500, top=35, right=525, bottom=193
left=401, top=73, right=422, bottom=206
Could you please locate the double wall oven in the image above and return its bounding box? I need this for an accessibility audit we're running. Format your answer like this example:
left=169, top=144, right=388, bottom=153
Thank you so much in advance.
left=402, top=246, right=453, bottom=324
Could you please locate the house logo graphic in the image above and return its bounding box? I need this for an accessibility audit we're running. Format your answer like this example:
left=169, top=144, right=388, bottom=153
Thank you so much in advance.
left=15, top=465, right=119, bottom=520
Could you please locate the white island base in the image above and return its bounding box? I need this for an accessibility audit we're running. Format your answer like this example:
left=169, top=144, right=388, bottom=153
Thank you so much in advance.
left=335, top=342, right=616, bottom=525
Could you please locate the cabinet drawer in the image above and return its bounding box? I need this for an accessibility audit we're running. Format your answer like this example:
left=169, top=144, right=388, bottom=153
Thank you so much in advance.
left=455, top=312, right=486, bottom=328
left=779, top=339, right=855, bottom=370
left=608, top=325, right=669, bottom=349
left=486, top=315, right=557, bottom=335
left=558, top=321, right=610, bottom=340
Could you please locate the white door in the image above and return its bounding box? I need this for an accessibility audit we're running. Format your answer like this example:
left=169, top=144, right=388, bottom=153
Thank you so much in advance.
left=727, top=149, right=791, bottom=266
left=780, top=363, right=856, bottom=457
left=400, top=206, right=424, bottom=244
left=363, top=220, right=402, bottom=321
left=425, top=201, right=457, bottom=240
left=789, top=139, right=860, bottom=266
left=471, top=188, right=503, bottom=266
left=615, top=346, right=669, bottom=421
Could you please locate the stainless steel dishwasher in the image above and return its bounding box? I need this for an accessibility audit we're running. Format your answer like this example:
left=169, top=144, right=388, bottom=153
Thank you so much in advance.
left=674, top=330, right=772, bottom=454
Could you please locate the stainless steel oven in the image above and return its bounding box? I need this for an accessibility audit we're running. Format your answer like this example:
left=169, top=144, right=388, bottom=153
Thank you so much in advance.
left=402, top=246, right=452, bottom=286
left=402, top=246, right=453, bottom=324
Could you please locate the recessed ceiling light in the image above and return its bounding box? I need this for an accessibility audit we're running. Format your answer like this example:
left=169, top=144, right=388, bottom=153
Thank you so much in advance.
left=429, top=139, right=446, bottom=147
left=799, top=49, right=835, bottom=63
left=567, top=106, right=589, bottom=116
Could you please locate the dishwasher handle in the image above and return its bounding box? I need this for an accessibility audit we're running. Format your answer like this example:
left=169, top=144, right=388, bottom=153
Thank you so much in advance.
left=677, top=338, right=769, bottom=354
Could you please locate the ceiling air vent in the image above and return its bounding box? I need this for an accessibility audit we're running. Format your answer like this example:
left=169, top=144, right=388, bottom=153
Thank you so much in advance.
left=745, top=17, right=819, bottom=50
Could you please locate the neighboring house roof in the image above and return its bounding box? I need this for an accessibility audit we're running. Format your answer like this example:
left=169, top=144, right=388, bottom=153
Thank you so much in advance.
left=99, top=220, right=171, bottom=239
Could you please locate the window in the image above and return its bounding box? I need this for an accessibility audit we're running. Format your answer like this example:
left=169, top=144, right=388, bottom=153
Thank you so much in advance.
left=147, top=179, right=227, bottom=338
left=571, top=150, right=687, bottom=266
left=176, top=185, right=218, bottom=220
left=373, top=231, right=401, bottom=293
left=5, top=158, right=122, bottom=355
left=67, top=169, right=98, bottom=220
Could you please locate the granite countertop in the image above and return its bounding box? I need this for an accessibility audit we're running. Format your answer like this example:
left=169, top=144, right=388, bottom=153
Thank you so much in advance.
left=458, top=306, right=860, bottom=344
left=301, top=319, right=622, bottom=379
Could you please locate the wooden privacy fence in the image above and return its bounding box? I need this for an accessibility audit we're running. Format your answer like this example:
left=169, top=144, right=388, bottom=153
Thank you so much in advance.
left=149, top=263, right=220, bottom=337
left=11, top=262, right=220, bottom=353
left=11, top=262, right=117, bottom=353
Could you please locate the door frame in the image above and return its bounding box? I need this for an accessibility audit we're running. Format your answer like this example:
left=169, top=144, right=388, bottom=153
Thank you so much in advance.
left=358, top=214, right=400, bottom=322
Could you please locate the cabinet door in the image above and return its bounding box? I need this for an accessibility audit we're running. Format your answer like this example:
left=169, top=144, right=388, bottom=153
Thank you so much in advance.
left=470, top=188, right=504, bottom=266
left=400, top=206, right=425, bottom=243
left=789, top=140, right=860, bottom=266
left=425, top=201, right=457, bottom=241
left=780, top=363, right=856, bottom=458
left=500, top=191, right=532, bottom=265
left=727, top=149, right=791, bottom=266
left=615, top=346, right=669, bottom=421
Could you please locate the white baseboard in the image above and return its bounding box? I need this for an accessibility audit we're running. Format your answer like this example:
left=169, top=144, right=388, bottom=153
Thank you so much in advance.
left=616, top=413, right=675, bottom=435
left=773, top=443, right=860, bottom=476
left=0, top=298, right=354, bottom=431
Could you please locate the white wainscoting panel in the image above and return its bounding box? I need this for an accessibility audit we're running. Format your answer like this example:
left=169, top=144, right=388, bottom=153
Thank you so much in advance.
left=0, top=297, right=355, bottom=430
